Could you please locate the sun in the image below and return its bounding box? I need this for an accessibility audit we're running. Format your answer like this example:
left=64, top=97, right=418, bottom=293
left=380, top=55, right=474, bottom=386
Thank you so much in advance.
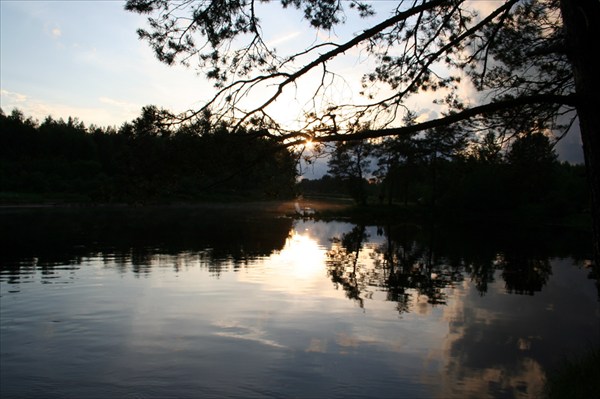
left=304, top=139, right=315, bottom=151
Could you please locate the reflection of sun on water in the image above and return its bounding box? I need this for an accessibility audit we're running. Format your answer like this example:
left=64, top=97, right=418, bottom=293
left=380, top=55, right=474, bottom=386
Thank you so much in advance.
left=279, top=230, right=326, bottom=279
left=235, top=227, right=332, bottom=294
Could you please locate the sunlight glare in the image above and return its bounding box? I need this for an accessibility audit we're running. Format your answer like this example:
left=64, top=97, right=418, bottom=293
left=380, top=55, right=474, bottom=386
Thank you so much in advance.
left=279, top=230, right=326, bottom=279
left=304, top=139, right=314, bottom=151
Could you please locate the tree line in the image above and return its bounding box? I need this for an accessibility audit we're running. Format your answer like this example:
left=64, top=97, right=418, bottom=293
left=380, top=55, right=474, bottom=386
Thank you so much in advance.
left=0, top=107, right=297, bottom=203
left=300, top=129, right=589, bottom=223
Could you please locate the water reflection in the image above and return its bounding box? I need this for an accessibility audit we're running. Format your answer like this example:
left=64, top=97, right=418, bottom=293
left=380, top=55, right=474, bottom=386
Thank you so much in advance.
left=0, top=206, right=293, bottom=285
left=1, top=207, right=594, bottom=303
left=1, top=207, right=598, bottom=399
left=322, top=223, right=586, bottom=315
left=436, top=253, right=599, bottom=399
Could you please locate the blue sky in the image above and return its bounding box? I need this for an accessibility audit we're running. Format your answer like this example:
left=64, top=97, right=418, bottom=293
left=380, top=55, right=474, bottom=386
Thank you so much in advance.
left=0, top=0, right=366, bottom=128
left=1, top=0, right=217, bottom=126
left=0, top=0, right=583, bottom=166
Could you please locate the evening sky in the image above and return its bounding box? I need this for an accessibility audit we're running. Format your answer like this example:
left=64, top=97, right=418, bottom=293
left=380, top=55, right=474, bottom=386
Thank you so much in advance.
left=0, top=0, right=583, bottom=167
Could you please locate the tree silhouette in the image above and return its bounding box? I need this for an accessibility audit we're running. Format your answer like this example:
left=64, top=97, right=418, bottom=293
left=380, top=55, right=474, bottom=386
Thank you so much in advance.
left=327, top=140, right=371, bottom=204
left=373, top=112, right=421, bottom=206
left=0, top=108, right=297, bottom=202
left=125, top=0, right=599, bottom=265
left=507, top=132, right=559, bottom=204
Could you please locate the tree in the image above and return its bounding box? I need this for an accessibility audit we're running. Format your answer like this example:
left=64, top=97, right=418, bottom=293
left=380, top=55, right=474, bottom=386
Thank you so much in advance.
left=125, top=0, right=600, bottom=265
left=373, top=134, right=418, bottom=205
left=472, top=132, right=503, bottom=164
left=0, top=108, right=298, bottom=202
left=327, top=140, right=371, bottom=204
left=132, top=105, right=175, bottom=137
left=418, top=124, right=469, bottom=208
left=507, top=132, right=558, bottom=168
left=373, top=111, right=420, bottom=205
left=507, top=132, right=559, bottom=204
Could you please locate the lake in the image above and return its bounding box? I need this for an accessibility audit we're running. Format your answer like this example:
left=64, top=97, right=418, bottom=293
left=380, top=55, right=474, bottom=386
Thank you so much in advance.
left=1, top=205, right=598, bottom=399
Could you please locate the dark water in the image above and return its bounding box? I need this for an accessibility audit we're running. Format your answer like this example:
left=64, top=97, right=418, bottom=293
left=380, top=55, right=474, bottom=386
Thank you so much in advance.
left=1, top=206, right=598, bottom=399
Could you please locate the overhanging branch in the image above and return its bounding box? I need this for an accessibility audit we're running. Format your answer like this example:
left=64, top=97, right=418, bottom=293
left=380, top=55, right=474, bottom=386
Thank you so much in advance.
left=234, top=0, right=450, bottom=126
left=286, top=93, right=578, bottom=146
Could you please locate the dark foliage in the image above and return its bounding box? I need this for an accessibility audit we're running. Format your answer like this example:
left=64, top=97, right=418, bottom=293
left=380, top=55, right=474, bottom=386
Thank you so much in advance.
left=300, top=131, right=588, bottom=223
left=0, top=108, right=297, bottom=203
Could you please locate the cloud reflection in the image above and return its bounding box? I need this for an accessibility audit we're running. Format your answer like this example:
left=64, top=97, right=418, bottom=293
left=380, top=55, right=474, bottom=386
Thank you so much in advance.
left=213, top=320, right=285, bottom=349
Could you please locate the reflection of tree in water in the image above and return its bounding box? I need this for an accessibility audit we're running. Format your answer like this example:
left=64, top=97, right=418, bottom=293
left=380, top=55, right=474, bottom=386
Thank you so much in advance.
left=324, top=223, right=569, bottom=313
left=326, top=224, right=464, bottom=313
left=1, top=209, right=589, bottom=300
left=463, top=258, right=497, bottom=296
left=101, top=248, right=263, bottom=278
left=326, top=225, right=370, bottom=308
left=500, top=255, right=551, bottom=295
left=0, top=207, right=293, bottom=284
left=375, top=224, right=463, bottom=310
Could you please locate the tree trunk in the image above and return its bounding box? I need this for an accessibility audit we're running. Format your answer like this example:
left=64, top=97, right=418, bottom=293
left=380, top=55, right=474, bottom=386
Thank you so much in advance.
left=560, top=0, right=600, bottom=267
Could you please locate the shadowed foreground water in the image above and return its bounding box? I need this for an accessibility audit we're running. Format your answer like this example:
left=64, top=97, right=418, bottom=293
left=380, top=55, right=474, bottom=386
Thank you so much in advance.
left=1, top=206, right=598, bottom=399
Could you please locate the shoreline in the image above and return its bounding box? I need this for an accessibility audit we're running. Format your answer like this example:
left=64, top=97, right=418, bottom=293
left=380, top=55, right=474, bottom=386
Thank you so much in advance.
left=0, top=197, right=591, bottom=233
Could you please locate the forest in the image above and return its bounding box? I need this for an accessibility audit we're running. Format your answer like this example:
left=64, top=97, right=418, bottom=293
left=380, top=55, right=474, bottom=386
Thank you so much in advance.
left=300, top=129, right=589, bottom=224
left=1, top=106, right=589, bottom=227
left=0, top=107, right=298, bottom=203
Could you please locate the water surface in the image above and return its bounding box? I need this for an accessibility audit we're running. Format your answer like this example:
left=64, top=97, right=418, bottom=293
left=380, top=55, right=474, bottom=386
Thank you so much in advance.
left=1, top=206, right=598, bottom=398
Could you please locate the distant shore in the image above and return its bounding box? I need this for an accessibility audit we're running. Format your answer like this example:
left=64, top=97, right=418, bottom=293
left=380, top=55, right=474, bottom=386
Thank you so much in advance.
left=0, top=196, right=354, bottom=217
left=0, top=194, right=591, bottom=234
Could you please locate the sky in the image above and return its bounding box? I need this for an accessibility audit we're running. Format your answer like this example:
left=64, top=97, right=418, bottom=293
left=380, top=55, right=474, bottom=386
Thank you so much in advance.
left=0, top=0, right=584, bottom=169
left=1, top=0, right=215, bottom=127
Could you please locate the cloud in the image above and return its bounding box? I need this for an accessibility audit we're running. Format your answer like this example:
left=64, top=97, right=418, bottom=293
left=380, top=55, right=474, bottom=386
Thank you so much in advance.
left=466, top=0, right=503, bottom=17
left=266, top=31, right=302, bottom=47
left=415, top=109, right=439, bottom=123
left=0, top=89, right=138, bottom=127
left=212, top=320, right=286, bottom=349
left=554, top=123, right=584, bottom=164
left=99, top=96, right=139, bottom=110
left=1, top=89, right=28, bottom=103
left=51, top=27, right=62, bottom=38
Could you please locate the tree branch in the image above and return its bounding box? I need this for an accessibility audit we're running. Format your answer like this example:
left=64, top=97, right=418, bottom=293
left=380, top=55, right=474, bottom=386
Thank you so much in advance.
left=300, top=93, right=577, bottom=144
left=234, top=0, right=450, bottom=126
